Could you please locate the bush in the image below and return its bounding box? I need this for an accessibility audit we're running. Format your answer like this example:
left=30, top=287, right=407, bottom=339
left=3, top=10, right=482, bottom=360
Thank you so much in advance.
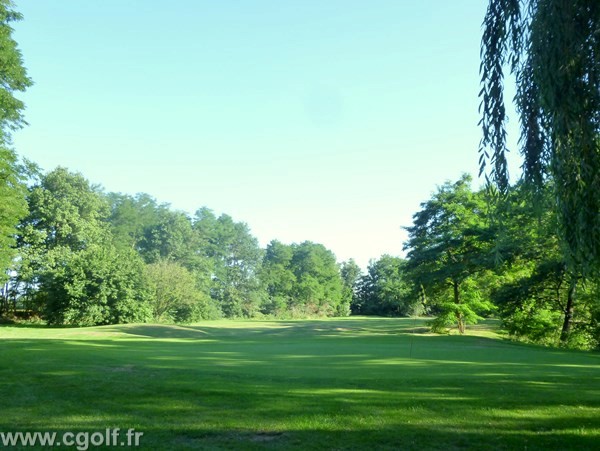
left=145, top=259, right=218, bottom=323
left=41, top=246, right=152, bottom=326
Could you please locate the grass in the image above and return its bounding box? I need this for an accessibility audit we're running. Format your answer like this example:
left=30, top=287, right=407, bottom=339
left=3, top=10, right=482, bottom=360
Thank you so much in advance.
left=1, top=317, right=599, bottom=450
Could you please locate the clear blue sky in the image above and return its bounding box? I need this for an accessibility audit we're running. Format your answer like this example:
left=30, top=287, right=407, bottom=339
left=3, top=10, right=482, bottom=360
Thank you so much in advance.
left=12, top=0, right=520, bottom=268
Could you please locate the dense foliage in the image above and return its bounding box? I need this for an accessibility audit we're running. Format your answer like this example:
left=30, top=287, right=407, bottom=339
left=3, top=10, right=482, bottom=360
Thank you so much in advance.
left=352, top=255, right=414, bottom=317
left=402, top=176, right=599, bottom=349
left=261, top=240, right=349, bottom=317
left=477, top=0, right=600, bottom=348
left=403, top=175, right=495, bottom=333
left=0, top=0, right=32, bottom=311
left=2, top=167, right=351, bottom=324
left=480, top=0, right=600, bottom=276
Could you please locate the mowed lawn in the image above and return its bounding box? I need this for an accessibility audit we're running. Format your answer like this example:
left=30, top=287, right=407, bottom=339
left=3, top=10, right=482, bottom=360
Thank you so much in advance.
left=1, top=318, right=599, bottom=450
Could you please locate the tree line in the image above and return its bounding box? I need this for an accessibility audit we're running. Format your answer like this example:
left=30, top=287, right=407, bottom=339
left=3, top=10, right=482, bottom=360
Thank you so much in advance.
left=1, top=166, right=359, bottom=324
left=3, top=164, right=598, bottom=349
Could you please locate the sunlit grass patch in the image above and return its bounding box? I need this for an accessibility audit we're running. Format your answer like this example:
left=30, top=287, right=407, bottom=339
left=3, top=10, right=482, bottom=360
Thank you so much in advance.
left=1, top=317, right=598, bottom=450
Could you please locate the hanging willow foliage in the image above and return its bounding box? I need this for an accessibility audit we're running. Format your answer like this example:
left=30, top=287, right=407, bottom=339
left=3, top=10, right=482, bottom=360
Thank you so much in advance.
left=480, top=0, right=600, bottom=275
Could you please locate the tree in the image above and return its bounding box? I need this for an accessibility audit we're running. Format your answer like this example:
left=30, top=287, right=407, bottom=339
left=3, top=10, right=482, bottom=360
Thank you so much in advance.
left=490, top=183, right=598, bottom=348
left=480, top=0, right=600, bottom=275
left=17, top=168, right=151, bottom=325
left=354, top=256, right=414, bottom=317
left=0, top=0, right=32, bottom=145
left=106, top=192, right=166, bottom=252
left=17, top=167, right=112, bottom=297
left=21, top=167, right=111, bottom=250
left=145, top=259, right=219, bottom=323
left=40, top=245, right=152, bottom=326
left=260, top=240, right=349, bottom=317
left=193, top=208, right=265, bottom=317
left=0, top=149, right=28, bottom=283
left=261, top=240, right=296, bottom=315
left=404, top=175, right=494, bottom=333
left=142, top=208, right=200, bottom=268
left=289, top=241, right=347, bottom=316
left=0, top=0, right=32, bottom=300
left=340, top=259, right=362, bottom=312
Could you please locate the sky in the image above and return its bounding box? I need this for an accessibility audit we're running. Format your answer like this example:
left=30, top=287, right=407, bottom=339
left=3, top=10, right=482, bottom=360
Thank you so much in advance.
left=11, top=0, right=521, bottom=269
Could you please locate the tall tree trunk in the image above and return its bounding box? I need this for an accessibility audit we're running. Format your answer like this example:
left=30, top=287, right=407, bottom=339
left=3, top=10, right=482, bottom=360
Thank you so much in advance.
left=453, top=280, right=465, bottom=334
left=0, top=282, right=8, bottom=316
left=560, top=276, right=577, bottom=344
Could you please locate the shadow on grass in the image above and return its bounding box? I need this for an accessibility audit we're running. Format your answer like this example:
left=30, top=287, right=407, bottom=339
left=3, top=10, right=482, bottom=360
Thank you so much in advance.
left=1, top=319, right=599, bottom=450
left=109, top=317, right=432, bottom=339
